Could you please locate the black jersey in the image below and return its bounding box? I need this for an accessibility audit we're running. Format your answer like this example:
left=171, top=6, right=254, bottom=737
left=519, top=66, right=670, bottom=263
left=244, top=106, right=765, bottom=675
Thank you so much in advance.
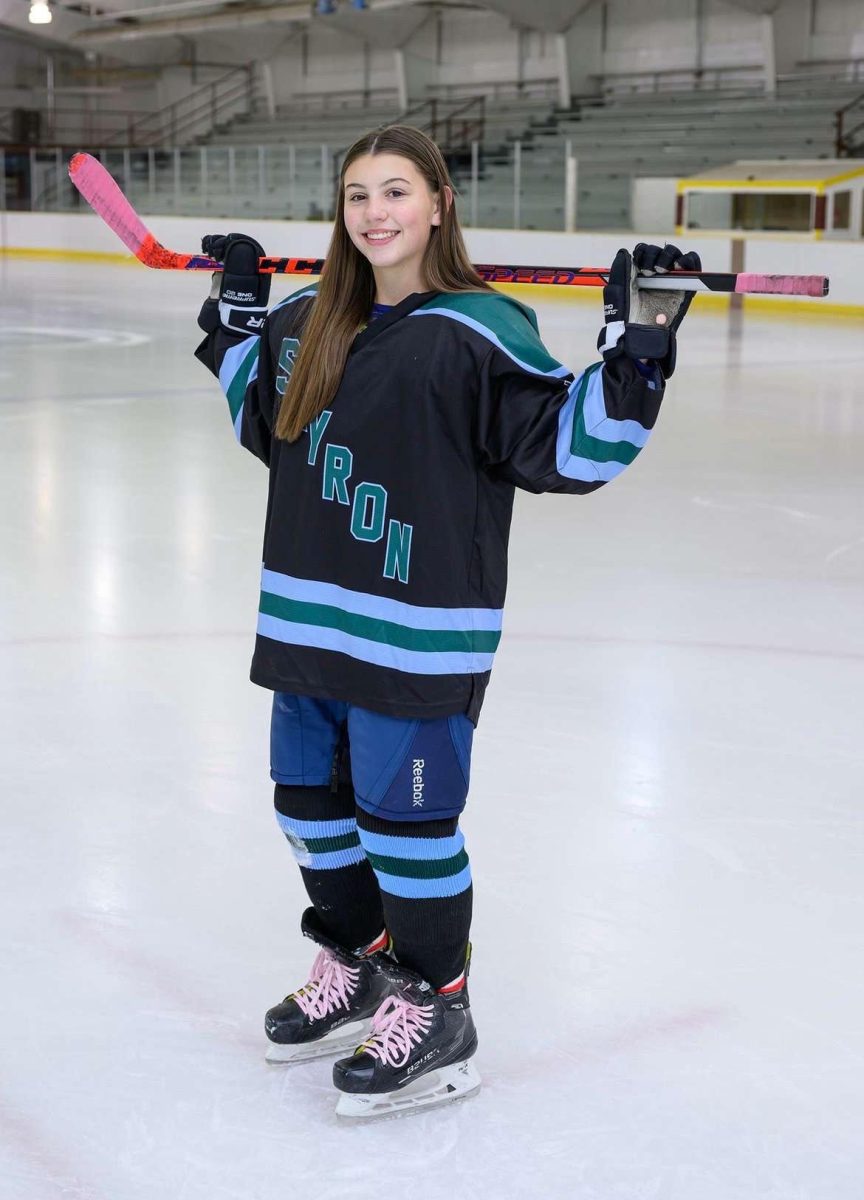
left=195, top=285, right=664, bottom=722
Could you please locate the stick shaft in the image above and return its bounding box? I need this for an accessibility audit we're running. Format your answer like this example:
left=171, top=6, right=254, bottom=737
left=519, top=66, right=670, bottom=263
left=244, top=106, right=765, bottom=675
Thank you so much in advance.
left=68, top=153, right=830, bottom=299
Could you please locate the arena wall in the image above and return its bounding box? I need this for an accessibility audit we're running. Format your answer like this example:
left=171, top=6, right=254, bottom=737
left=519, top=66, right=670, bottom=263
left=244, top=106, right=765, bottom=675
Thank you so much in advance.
left=2, top=211, right=860, bottom=316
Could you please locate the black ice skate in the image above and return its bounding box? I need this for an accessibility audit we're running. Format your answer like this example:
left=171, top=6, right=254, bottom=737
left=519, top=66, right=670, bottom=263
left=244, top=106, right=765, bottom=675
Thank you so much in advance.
left=332, top=956, right=481, bottom=1120
left=264, top=908, right=393, bottom=1065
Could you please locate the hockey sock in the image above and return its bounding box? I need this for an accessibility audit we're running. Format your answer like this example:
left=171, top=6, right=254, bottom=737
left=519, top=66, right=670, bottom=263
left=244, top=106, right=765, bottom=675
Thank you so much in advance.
left=355, top=808, right=473, bottom=990
left=274, top=783, right=385, bottom=952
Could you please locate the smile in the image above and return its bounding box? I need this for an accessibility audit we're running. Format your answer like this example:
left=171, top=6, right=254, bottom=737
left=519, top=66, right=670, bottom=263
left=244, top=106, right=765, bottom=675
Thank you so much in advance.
left=364, top=231, right=399, bottom=243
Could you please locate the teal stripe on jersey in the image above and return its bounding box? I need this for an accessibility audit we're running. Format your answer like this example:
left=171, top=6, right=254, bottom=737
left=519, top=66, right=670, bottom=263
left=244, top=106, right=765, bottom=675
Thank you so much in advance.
left=259, top=592, right=500, bottom=656
left=257, top=613, right=497, bottom=676
left=260, top=568, right=503, bottom=633
left=555, top=363, right=648, bottom=482
left=411, top=293, right=570, bottom=378
left=257, top=568, right=502, bottom=673
left=219, top=336, right=258, bottom=427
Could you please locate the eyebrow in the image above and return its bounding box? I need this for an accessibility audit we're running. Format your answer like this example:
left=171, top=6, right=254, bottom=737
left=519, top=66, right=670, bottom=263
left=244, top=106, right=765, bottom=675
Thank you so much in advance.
left=344, top=177, right=412, bottom=189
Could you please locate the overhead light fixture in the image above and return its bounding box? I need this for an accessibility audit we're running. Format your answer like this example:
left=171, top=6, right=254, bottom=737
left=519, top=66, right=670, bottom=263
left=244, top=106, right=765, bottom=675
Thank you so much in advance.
left=29, top=0, right=53, bottom=22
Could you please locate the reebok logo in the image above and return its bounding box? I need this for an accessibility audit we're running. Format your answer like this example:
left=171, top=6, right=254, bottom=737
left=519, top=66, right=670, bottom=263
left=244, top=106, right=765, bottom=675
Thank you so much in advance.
left=412, top=759, right=425, bottom=808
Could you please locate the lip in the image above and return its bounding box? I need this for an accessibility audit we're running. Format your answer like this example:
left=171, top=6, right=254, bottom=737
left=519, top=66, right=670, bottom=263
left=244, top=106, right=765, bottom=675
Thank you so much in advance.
left=363, top=230, right=399, bottom=238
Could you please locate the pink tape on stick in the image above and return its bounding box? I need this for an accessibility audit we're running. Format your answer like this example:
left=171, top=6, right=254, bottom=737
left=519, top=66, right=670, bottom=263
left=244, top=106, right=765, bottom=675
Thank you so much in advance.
left=734, top=274, right=829, bottom=298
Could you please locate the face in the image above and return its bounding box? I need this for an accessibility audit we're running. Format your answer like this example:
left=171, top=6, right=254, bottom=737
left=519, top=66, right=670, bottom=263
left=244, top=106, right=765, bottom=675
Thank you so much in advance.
left=343, top=152, right=450, bottom=293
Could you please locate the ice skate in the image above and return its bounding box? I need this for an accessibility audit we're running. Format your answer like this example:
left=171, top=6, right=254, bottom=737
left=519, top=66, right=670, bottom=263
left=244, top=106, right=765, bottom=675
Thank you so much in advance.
left=332, top=956, right=480, bottom=1120
left=265, top=909, right=393, bottom=1065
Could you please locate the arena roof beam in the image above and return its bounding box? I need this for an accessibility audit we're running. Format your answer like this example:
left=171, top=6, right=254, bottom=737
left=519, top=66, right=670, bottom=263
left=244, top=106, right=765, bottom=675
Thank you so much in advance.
left=479, top=0, right=597, bottom=34
left=68, top=0, right=434, bottom=45
left=72, top=2, right=310, bottom=44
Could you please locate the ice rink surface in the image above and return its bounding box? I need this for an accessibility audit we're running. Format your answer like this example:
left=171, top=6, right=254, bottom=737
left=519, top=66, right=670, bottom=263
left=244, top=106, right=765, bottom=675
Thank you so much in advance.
left=1, top=258, right=863, bottom=1200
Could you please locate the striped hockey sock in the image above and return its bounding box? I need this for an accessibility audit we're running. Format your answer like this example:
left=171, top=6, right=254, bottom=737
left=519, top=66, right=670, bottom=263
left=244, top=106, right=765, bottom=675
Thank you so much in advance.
left=355, top=808, right=473, bottom=990
left=274, top=783, right=385, bottom=952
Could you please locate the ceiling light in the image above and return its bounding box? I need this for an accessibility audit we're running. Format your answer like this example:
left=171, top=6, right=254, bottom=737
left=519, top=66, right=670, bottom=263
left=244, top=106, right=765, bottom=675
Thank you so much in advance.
left=29, top=0, right=53, bottom=23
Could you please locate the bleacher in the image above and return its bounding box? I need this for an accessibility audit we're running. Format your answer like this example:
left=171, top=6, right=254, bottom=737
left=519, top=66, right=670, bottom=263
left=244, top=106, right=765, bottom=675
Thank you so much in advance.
left=457, top=80, right=862, bottom=230
left=110, top=91, right=560, bottom=222
left=70, top=78, right=862, bottom=230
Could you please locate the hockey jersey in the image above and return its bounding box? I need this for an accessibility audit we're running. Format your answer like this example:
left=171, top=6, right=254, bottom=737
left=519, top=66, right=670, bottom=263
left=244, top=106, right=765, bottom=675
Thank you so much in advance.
left=195, top=285, right=664, bottom=723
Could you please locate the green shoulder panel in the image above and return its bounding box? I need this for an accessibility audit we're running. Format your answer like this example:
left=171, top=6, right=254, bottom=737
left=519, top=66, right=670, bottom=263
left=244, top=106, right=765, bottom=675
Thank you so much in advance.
left=417, top=290, right=565, bottom=376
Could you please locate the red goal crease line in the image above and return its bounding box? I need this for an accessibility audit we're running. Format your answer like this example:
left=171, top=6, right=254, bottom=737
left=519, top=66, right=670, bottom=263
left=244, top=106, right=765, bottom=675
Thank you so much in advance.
left=67, top=153, right=830, bottom=299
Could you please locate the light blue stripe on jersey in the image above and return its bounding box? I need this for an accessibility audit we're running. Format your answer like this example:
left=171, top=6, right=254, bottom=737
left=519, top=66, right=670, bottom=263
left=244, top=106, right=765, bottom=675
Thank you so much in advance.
left=219, top=335, right=258, bottom=426
left=580, top=363, right=651, bottom=448
left=257, top=613, right=496, bottom=675
left=355, top=828, right=465, bottom=860
left=408, top=308, right=571, bottom=379
left=371, top=864, right=474, bottom=900
left=555, top=365, right=648, bottom=482
left=271, top=286, right=318, bottom=313
left=260, top=568, right=503, bottom=633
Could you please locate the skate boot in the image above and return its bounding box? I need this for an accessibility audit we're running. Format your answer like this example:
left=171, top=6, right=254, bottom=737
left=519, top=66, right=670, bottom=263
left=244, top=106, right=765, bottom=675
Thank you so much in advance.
left=332, top=954, right=481, bottom=1120
left=264, top=908, right=393, bottom=1064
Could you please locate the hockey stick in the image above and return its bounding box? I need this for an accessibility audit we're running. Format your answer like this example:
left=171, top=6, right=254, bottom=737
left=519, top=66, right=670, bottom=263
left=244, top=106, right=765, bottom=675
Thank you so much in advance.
left=68, top=153, right=830, bottom=299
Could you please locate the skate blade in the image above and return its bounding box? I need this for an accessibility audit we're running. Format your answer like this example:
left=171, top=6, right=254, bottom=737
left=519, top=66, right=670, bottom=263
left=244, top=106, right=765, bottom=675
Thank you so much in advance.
left=334, top=1059, right=481, bottom=1122
left=265, top=1019, right=372, bottom=1065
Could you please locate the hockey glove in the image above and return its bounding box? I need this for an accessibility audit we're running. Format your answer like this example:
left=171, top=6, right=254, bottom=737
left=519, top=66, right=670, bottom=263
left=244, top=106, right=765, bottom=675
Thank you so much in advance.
left=201, top=232, right=271, bottom=335
left=597, top=242, right=701, bottom=379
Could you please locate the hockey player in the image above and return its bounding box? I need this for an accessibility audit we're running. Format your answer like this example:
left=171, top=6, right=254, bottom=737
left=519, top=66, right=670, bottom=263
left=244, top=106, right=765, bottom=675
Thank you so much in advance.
left=194, top=124, right=699, bottom=1120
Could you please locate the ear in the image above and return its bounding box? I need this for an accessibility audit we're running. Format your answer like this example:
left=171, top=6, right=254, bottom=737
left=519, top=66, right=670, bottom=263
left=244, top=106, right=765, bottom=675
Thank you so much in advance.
left=431, top=185, right=453, bottom=227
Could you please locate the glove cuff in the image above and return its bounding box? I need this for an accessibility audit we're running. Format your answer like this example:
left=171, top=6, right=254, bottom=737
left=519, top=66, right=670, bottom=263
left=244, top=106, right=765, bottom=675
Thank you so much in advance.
left=598, top=321, right=677, bottom=378
left=218, top=301, right=268, bottom=334
left=197, top=298, right=220, bottom=334
left=622, top=323, right=671, bottom=361
left=597, top=320, right=626, bottom=356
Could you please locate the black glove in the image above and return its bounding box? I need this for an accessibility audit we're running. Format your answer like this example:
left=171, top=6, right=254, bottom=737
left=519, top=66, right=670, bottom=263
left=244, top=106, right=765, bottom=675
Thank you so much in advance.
left=597, top=242, right=701, bottom=379
left=201, top=232, right=271, bottom=335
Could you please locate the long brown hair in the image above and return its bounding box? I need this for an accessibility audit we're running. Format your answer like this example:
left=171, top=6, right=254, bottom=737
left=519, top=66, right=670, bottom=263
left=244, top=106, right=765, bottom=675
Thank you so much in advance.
left=274, top=124, right=492, bottom=442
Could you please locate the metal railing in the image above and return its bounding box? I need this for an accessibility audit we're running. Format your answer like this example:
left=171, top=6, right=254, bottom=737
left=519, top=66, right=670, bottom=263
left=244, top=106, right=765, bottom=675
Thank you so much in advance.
left=0, top=105, right=163, bottom=148
left=2, top=140, right=583, bottom=233
left=397, top=97, right=486, bottom=153
left=106, top=65, right=255, bottom=147
left=835, top=90, right=864, bottom=156
left=0, top=68, right=254, bottom=152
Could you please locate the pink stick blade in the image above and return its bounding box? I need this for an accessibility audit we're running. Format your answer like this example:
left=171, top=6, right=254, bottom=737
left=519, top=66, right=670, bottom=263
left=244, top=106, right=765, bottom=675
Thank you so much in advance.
left=68, top=153, right=150, bottom=259
left=734, top=273, right=829, bottom=298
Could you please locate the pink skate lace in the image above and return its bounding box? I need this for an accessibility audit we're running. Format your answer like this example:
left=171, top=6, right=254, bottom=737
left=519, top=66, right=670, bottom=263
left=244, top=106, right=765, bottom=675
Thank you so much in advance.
left=292, top=949, right=361, bottom=1021
left=360, top=995, right=435, bottom=1069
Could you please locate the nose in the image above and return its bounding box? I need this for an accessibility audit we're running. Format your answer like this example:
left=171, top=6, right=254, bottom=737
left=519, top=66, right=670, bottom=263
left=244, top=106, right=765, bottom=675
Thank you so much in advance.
left=365, top=197, right=388, bottom=222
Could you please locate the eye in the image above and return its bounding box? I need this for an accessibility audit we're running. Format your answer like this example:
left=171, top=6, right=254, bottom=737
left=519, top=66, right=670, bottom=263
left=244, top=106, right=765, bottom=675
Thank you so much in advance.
left=387, top=189, right=405, bottom=198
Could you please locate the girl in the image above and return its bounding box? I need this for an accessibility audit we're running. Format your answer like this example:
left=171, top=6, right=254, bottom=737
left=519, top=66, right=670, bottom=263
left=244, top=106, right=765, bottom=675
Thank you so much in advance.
left=194, top=124, right=698, bottom=1120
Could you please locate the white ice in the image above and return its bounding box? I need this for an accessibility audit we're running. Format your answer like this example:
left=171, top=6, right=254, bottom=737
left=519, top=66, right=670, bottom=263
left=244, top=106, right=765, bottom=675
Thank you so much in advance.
left=1, top=259, right=862, bottom=1200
